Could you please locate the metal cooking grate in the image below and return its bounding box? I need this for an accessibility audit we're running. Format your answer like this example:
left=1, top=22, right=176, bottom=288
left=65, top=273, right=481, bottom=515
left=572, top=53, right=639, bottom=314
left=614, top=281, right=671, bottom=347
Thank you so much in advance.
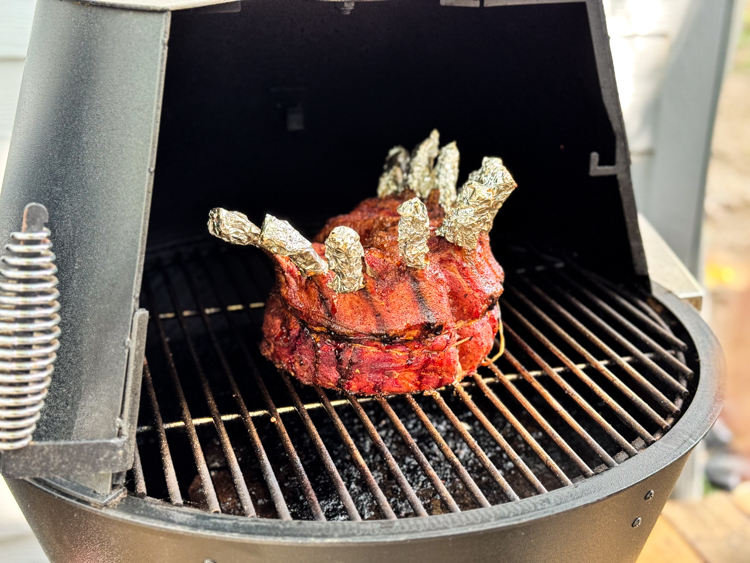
left=127, top=242, right=695, bottom=521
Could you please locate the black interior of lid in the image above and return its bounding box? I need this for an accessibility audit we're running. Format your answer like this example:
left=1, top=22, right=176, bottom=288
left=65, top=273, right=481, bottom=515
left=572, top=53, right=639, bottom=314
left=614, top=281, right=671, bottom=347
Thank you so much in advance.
left=150, top=0, right=642, bottom=286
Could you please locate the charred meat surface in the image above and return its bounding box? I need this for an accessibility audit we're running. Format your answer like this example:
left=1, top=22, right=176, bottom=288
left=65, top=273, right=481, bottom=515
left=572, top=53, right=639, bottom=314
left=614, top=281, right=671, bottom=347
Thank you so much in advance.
left=209, top=130, right=517, bottom=395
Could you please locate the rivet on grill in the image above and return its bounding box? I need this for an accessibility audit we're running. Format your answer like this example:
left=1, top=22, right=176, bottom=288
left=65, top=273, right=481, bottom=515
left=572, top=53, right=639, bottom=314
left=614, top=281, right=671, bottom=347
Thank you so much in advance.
left=644, top=490, right=654, bottom=501
left=632, top=517, right=642, bottom=528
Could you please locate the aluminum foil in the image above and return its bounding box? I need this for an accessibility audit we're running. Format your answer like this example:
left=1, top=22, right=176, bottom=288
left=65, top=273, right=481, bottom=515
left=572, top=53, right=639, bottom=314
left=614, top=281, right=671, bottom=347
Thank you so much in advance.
left=405, top=129, right=440, bottom=199
left=434, top=141, right=459, bottom=210
left=325, top=226, right=365, bottom=293
left=260, top=215, right=329, bottom=276
left=437, top=158, right=517, bottom=248
left=468, top=158, right=516, bottom=231
left=468, top=157, right=515, bottom=199
left=208, top=209, right=329, bottom=276
left=377, top=146, right=410, bottom=198
left=436, top=156, right=517, bottom=248
left=397, top=197, right=430, bottom=269
left=207, top=208, right=261, bottom=246
left=436, top=182, right=495, bottom=248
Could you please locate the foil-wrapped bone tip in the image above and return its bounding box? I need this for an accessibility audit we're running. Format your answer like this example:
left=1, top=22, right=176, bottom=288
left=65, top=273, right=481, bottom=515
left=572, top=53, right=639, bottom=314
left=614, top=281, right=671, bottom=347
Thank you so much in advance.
left=437, top=158, right=517, bottom=249
left=260, top=215, right=329, bottom=276
left=377, top=146, right=411, bottom=198
left=405, top=129, right=440, bottom=199
left=208, top=207, right=261, bottom=246
left=207, top=208, right=327, bottom=277
left=434, top=141, right=460, bottom=210
left=468, top=157, right=517, bottom=197
left=325, top=226, right=365, bottom=293
left=397, top=197, right=430, bottom=269
left=377, top=131, right=461, bottom=213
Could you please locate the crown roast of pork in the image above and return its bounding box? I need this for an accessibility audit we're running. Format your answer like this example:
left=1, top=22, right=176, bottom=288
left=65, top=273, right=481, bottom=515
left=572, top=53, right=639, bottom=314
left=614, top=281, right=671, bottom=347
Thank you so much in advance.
left=208, top=130, right=517, bottom=395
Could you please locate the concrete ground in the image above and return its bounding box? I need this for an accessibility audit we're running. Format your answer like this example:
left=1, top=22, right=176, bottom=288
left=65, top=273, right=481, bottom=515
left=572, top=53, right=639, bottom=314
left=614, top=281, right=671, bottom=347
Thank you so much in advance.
left=0, top=477, right=48, bottom=562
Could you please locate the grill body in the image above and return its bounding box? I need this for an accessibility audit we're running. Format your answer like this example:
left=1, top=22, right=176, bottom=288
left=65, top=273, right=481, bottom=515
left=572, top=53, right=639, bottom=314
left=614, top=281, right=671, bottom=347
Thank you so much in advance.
left=0, top=0, right=725, bottom=560
left=9, top=281, right=723, bottom=562
left=8, top=457, right=686, bottom=563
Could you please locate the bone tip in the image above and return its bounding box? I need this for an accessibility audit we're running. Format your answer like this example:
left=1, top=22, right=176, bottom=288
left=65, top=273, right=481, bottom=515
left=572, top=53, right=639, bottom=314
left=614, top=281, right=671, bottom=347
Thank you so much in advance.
left=207, top=207, right=226, bottom=238
left=325, top=226, right=364, bottom=292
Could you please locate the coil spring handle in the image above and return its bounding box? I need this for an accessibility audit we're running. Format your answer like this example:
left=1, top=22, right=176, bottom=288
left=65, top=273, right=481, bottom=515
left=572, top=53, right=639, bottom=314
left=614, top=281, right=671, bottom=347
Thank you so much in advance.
left=22, top=203, right=49, bottom=235
left=0, top=203, right=60, bottom=451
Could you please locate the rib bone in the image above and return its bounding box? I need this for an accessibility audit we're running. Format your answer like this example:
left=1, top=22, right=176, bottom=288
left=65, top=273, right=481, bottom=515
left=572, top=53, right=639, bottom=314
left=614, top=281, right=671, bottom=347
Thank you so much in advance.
left=397, top=197, right=430, bottom=269
left=436, top=158, right=517, bottom=249
left=208, top=208, right=328, bottom=276
left=434, top=141, right=460, bottom=210
left=208, top=208, right=260, bottom=246
left=377, top=146, right=410, bottom=198
left=405, top=129, right=440, bottom=199
left=468, top=157, right=514, bottom=192
left=325, top=226, right=365, bottom=293
left=259, top=215, right=329, bottom=276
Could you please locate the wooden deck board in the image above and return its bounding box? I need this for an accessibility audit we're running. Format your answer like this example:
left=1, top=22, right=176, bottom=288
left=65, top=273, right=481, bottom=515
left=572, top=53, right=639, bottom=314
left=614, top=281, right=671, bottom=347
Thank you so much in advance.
left=732, top=482, right=750, bottom=517
left=637, top=514, right=704, bottom=563
left=639, top=491, right=750, bottom=563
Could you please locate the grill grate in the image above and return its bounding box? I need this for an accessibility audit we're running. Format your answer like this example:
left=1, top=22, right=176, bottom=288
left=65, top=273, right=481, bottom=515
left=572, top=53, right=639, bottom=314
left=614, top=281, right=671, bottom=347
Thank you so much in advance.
left=127, top=242, right=694, bottom=520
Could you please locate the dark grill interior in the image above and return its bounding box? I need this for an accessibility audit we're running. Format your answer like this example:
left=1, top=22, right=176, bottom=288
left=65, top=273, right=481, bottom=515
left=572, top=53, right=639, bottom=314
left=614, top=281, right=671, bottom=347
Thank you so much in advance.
left=128, top=242, right=695, bottom=521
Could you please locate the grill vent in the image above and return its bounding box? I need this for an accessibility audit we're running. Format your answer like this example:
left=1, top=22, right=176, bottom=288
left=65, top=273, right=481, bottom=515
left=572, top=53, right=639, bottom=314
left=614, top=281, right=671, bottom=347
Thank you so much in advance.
left=128, top=243, right=694, bottom=521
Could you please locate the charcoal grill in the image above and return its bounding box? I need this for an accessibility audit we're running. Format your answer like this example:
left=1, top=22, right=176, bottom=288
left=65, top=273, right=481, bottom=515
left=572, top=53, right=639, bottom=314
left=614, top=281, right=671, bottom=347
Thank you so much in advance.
left=0, top=0, right=723, bottom=561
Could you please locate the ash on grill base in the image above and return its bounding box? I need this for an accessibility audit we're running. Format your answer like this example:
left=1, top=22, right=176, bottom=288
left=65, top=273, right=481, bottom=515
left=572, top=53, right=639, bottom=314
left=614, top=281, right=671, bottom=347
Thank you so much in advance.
left=130, top=243, right=694, bottom=521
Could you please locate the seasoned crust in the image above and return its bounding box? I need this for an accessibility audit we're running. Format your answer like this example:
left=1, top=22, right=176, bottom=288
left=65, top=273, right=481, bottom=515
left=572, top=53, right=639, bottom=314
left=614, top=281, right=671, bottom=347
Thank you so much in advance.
left=260, top=192, right=504, bottom=395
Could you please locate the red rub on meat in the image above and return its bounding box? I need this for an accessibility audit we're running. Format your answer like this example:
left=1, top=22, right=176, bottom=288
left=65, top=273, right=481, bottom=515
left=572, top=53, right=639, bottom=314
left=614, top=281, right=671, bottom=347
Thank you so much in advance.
left=260, top=192, right=504, bottom=395
left=209, top=131, right=516, bottom=396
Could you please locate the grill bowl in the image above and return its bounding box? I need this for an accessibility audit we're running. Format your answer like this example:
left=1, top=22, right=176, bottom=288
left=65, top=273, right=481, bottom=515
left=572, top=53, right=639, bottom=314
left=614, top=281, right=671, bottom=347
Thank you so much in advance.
left=8, top=247, right=723, bottom=563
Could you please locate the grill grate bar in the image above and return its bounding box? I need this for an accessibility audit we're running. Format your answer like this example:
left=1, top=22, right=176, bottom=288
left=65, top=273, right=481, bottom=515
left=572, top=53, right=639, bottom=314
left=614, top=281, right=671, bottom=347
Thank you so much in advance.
left=430, top=392, right=520, bottom=502
left=470, top=373, right=573, bottom=486
left=555, top=270, right=693, bottom=378
left=506, top=288, right=669, bottom=430
left=504, top=324, right=639, bottom=456
left=570, top=267, right=688, bottom=352
left=519, top=280, right=681, bottom=415
left=630, top=290, right=673, bottom=328
left=404, top=394, right=491, bottom=508
left=131, top=245, right=693, bottom=521
left=145, top=286, right=221, bottom=513
left=376, top=398, right=461, bottom=513
left=547, top=281, right=689, bottom=397
left=485, top=361, right=594, bottom=477
left=453, top=384, right=547, bottom=494
left=134, top=351, right=666, bottom=433
left=135, top=349, right=661, bottom=434
left=158, top=263, right=257, bottom=518
left=502, top=347, right=617, bottom=468
left=215, top=253, right=328, bottom=521
left=182, top=256, right=293, bottom=520
left=348, top=398, right=429, bottom=517
left=142, top=361, right=183, bottom=506
left=280, top=372, right=363, bottom=521
left=315, top=388, right=398, bottom=520
left=132, top=442, right=148, bottom=499
left=157, top=302, right=265, bottom=320
left=503, top=301, right=655, bottom=445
